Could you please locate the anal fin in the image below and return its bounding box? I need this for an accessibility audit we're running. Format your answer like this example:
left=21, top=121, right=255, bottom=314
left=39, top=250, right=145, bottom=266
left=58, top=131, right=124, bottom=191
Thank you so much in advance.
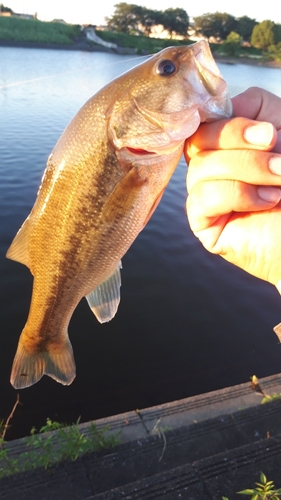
left=86, top=262, right=122, bottom=323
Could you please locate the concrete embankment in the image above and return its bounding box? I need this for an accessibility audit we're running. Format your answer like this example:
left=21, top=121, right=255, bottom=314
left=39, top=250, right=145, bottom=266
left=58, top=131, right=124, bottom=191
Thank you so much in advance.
left=1, top=373, right=281, bottom=499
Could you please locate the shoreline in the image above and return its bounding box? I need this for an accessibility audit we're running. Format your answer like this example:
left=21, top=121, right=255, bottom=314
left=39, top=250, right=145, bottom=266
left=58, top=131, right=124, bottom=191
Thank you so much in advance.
left=0, top=38, right=110, bottom=52
left=0, top=38, right=136, bottom=55
left=214, top=54, right=281, bottom=68
left=1, top=39, right=281, bottom=67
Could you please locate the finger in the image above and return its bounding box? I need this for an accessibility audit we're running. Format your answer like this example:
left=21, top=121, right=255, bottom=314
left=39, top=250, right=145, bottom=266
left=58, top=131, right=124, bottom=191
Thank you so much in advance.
left=232, top=87, right=281, bottom=128
left=185, top=117, right=277, bottom=161
left=186, top=179, right=281, bottom=234
left=188, top=203, right=281, bottom=287
left=186, top=149, right=281, bottom=192
left=232, top=87, right=281, bottom=153
left=188, top=203, right=281, bottom=286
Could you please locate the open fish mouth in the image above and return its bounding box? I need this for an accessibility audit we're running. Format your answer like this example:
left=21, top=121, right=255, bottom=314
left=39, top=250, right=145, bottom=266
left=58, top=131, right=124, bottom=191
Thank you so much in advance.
left=181, top=40, right=233, bottom=123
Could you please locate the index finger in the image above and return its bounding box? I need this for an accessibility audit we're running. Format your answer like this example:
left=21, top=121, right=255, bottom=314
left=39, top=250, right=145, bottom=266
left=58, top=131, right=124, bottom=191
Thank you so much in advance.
left=232, top=87, right=281, bottom=128
left=184, top=117, right=276, bottom=162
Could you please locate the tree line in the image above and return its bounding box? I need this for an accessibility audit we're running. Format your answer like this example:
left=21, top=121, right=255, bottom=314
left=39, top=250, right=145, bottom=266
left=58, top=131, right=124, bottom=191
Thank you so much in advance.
left=0, top=3, right=12, bottom=13
left=106, top=4, right=281, bottom=52
left=106, top=3, right=189, bottom=38
left=2, top=2, right=280, bottom=54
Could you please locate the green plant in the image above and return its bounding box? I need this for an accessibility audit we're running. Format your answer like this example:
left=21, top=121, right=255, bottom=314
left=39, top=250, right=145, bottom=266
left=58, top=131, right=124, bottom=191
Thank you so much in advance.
left=0, top=417, right=121, bottom=478
left=238, top=472, right=281, bottom=499
left=261, top=393, right=281, bottom=404
left=250, top=375, right=281, bottom=404
left=222, top=472, right=281, bottom=500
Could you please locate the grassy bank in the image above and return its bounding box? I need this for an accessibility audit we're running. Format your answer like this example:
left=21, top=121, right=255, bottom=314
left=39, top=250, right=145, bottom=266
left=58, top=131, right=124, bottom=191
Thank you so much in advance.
left=0, top=16, right=279, bottom=66
left=0, top=16, right=187, bottom=51
left=96, top=29, right=264, bottom=58
left=95, top=28, right=191, bottom=53
left=0, top=16, right=81, bottom=45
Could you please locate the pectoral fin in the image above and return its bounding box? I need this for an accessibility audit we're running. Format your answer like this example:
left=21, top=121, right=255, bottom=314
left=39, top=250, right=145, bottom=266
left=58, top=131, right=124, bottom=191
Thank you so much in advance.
left=273, top=323, right=281, bottom=342
left=6, top=217, right=31, bottom=269
left=86, top=262, right=122, bottom=323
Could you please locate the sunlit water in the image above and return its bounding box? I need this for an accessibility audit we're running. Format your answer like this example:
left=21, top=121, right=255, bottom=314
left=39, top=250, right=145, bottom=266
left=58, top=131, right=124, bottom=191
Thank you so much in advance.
left=1, top=47, right=281, bottom=438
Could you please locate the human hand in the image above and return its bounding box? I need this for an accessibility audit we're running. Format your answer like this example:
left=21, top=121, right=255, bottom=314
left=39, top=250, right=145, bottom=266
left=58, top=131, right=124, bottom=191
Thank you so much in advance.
left=185, top=87, right=281, bottom=294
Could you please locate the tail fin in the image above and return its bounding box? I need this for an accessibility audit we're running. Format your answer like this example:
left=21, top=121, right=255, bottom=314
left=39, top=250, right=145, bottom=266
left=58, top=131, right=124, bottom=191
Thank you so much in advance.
left=10, top=338, right=76, bottom=389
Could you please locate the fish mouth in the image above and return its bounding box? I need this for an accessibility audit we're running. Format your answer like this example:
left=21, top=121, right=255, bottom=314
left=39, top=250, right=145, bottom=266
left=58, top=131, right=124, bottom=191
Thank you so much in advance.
left=119, top=140, right=185, bottom=161
left=183, top=40, right=233, bottom=121
left=126, top=147, right=156, bottom=155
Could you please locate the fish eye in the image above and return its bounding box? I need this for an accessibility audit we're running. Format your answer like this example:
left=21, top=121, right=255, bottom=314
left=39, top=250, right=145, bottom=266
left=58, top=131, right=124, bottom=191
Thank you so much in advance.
left=157, top=59, right=176, bottom=76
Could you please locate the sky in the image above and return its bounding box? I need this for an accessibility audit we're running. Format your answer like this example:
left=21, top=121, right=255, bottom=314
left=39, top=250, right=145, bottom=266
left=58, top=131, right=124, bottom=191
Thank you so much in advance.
left=5, top=0, right=281, bottom=26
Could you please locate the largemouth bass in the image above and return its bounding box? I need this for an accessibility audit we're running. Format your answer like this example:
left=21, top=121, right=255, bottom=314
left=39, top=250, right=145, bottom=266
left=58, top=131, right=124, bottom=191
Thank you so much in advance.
left=7, top=40, right=232, bottom=389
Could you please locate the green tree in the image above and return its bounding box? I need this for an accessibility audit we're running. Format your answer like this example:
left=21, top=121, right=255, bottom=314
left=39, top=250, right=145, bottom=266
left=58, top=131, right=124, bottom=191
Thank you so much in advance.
left=223, top=31, right=242, bottom=56
left=139, top=7, right=163, bottom=36
left=267, top=42, right=281, bottom=61
left=0, top=3, right=13, bottom=13
left=105, top=3, right=189, bottom=38
left=236, top=15, right=257, bottom=42
left=265, top=24, right=281, bottom=60
left=106, top=3, right=144, bottom=35
left=193, top=12, right=237, bottom=41
left=273, top=23, right=281, bottom=44
left=251, top=20, right=276, bottom=51
left=162, top=8, right=189, bottom=38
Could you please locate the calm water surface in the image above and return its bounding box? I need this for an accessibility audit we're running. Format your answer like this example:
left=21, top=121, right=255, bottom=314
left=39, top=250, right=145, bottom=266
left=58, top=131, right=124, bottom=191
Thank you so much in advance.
left=1, top=47, right=281, bottom=438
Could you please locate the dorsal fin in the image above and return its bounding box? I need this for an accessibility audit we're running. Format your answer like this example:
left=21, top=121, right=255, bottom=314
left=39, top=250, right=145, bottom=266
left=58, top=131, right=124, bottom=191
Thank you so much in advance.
left=6, top=218, right=31, bottom=269
left=86, top=262, right=122, bottom=323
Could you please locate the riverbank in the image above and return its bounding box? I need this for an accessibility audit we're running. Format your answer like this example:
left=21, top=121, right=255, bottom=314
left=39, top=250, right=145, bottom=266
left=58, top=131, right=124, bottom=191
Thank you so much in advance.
left=0, top=38, right=107, bottom=52
left=214, top=54, right=281, bottom=68
left=0, top=38, right=137, bottom=54
left=1, top=38, right=281, bottom=67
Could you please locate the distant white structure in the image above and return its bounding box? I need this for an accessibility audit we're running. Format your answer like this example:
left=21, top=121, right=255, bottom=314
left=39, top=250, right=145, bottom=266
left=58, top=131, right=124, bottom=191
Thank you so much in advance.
left=0, top=12, right=36, bottom=20
left=84, top=26, right=117, bottom=49
left=52, top=19, right=67, bottom=24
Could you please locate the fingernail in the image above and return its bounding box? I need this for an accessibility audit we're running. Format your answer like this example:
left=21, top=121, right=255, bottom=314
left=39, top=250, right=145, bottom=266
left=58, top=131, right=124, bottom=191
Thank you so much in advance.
left=258, top=186, right=281, bottom=203
left=269, top=156, right=281, bottom=175
left=244, top=123, right=274, bottom=146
